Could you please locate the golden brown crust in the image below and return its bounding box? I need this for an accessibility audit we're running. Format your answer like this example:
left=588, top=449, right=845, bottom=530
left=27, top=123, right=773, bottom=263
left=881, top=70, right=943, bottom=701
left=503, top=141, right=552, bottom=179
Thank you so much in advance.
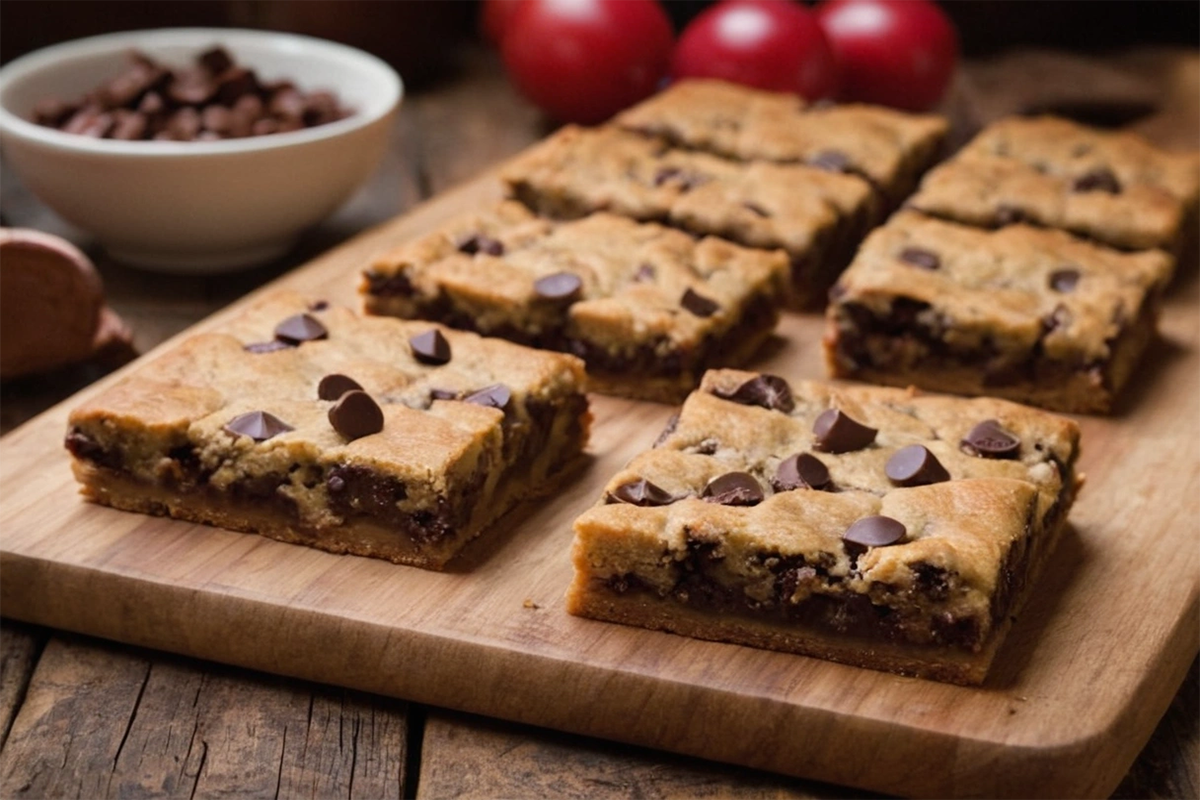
left=909, top=116, right=1200, bottom=253
left=66, top=291, right=591, bottom=569
left=615, top=79, right=949, bottom=206
left=823, top=211, right=1173, bottom=413
left=567, top=370, right=1081, bottom=684
left=502, top=125, right=877, bottom=307
left=362, top=202, right=789, bottom=402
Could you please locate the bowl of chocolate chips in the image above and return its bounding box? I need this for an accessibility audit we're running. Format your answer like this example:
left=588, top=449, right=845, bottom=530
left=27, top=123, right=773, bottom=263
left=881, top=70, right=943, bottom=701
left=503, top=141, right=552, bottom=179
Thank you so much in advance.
left=0, top=28, right=401, bottom=272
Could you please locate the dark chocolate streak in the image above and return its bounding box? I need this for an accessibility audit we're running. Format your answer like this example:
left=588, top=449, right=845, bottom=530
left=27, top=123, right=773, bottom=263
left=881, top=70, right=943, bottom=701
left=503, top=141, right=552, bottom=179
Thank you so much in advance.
left=606, top=457, right=1072, bottom=652
left=365, top=288, right=777, bottom=381
left=829, top=297, right=1154, bottom=390
left=64, top=429, right=479, bottom=545
left=63, top=391, right=590, bottom=547
left=603, top=535, right=992, bottom=651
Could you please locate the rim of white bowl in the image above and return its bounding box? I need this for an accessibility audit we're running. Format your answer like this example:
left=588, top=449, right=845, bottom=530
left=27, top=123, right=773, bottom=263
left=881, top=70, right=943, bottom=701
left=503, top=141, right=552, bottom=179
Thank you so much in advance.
left=0, top=28, right=403, bottom=158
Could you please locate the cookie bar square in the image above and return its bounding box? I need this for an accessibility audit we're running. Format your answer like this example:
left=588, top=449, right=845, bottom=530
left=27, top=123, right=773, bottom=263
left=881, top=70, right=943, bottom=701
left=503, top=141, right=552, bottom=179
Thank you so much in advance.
left=502, top=125, right=877, bottom=308
left=908, top=116, right=1200, bottom=254
left=615, top=79, right=949, bottom=209
left=362, top=201, right=789, bottom=403
left=823, top=211, right=1173, bottom=413
left=567, top=370, right=1081, bottom=685
left=65, top=292, right=590, bottom=569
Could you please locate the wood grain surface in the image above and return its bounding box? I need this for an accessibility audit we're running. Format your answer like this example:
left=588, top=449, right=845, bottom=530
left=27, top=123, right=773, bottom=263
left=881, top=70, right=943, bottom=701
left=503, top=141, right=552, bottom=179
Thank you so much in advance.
left=1, top=47, right=1197, bottom=800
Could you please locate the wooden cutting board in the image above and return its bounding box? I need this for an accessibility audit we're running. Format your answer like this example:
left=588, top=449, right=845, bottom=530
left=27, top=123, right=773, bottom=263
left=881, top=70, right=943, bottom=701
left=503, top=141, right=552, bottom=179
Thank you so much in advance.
left=2, top=164, right=1197, bottom=798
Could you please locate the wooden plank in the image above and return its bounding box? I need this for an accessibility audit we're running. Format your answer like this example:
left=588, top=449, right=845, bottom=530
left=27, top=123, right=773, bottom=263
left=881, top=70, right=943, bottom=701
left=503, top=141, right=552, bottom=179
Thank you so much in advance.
left=0, top=622, right=46, bottom=751
left=1112, top=656, right=1200, bottom=800
left=1, top=51, right=1197, bottom=800
left=0, top=632, right=411, bottom=799
left=416, top=709, right=874, bottom=800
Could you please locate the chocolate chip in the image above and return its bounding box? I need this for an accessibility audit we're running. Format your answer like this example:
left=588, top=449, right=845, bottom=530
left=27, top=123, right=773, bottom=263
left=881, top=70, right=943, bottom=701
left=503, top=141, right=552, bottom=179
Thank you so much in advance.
left=885, top=445, right=950, bottom=487
left=100, top=63, right=163, bottom=108
left=274, top=313, right=328, bottom=345
left=168, top=71, right=216, bottom=106
left=64, top=110, right=114, bottom=138
left=653, top=166, right=682, bottom=186
left=995, top=205, right=1027, bottom=226
left=201, top=104, right=232, bottom=134
left=215, top=67, right=258, bottom=105
left=773, top=453, right=831, bottom=492
left=812, top=409, right=877, bottom=453
left=681, top=288, right=720, bottom=317
left=308, top=300, right=329, bottom=311
left=1072, top=167, right=1122, bottom=194
left=269, top=87, right=305, bottom=118
left=318, top=373, right=363, bottom=401
left=1042, top=303, right=1073, bottom=333
left=198, top=46, right=234, bottom=76
left=843, top=515, right=907, bottom=548
left=465, top=383, right=512, bottom=411
left=533, top=272, right=583, bottom=302
left=251, top=118, right=279, bottom=136
left=328, top=390, right=384, bottom=440
left=430, top=388, right=460, bottom=401
left=899, top=247, right=940, bottom=270
left=702, top=472, right=764, bottom=506
left=714, top=374, right=795, bottom=413
left=633, top=263, right=656, bottom=282
left=1049, top=268, right=1081, bottom=292
left=807, top=150, right=851, bottom=173
left=303, top=90, right=341, bottom=126
left=138, top=92, right=165, bottom=116
left=30, top=49, right=350, bottom=141
left=224, top=410, right=293, bottom=441
left=410, top=329, right=452, bottom=365
left=654, top=167, right=707, bottom=190
left=458, top=234, right=505, bottom=256
left=742, top=201, right=771, bottom=218
left=33, top=97, right=77, bottom=127
left=110, top=111, right=148, bottom=141
left=608, top=478, right=676, bottom=506
left=244, top=340, right=292, bottom=354
left=961, top=419, right=1021, bottom=459
left=164, top=107, right=202, bottom=140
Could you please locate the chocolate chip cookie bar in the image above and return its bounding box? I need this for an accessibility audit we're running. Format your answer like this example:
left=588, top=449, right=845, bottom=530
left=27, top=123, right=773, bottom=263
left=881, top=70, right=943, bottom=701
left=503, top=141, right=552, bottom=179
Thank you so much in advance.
left=362, top=201, right=789, bottom=403
left=615, top=79, right=949, bottom=209
left=502, top=125, right=877, bottom=308
left=567, top=370, right=1081, bottom=685
left=907, top=116, right=1200, bottom=254
left=65, top=292, right=590, bottom=569
left=823, top=211, right=1174, bottom=414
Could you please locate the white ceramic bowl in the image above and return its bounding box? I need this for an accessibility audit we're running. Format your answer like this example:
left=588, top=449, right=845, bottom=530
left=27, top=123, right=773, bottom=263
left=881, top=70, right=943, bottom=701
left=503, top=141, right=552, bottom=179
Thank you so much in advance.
left=0, top=28, right=402, bottom=272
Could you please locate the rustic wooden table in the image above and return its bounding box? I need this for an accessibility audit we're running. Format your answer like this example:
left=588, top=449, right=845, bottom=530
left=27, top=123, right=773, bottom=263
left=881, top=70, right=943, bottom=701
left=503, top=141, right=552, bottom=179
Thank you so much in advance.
left=1, top=46, right=1196, bottom=799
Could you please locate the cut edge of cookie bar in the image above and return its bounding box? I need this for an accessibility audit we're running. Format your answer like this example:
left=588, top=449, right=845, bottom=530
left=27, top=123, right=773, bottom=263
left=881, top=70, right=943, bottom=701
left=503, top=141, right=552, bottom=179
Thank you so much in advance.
left=566, top=369, right=1082, bottom=685
left=822, top=211, right=1174, bottom=414
left=362, top=201, right=789, bottom=403
left=908, top=115, right=1200, bottom=256
left=501, top=124, right=877, bottom=309
left=65, top=292, right=592, bottom=570
left=614, top=78, right=950, bottom=211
